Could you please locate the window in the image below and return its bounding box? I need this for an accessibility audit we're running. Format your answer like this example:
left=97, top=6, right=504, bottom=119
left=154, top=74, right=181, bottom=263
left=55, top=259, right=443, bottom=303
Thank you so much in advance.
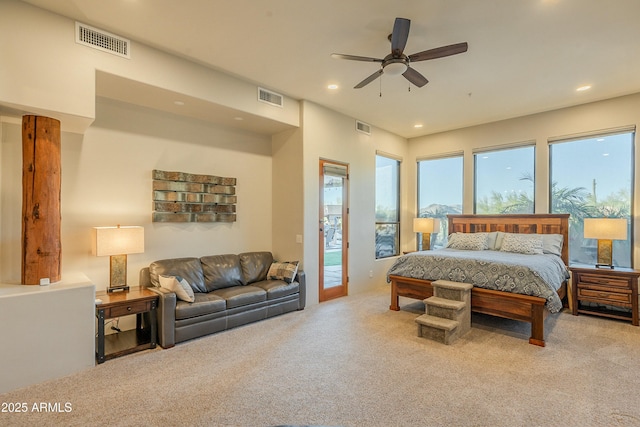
left=375, top=154, right=400, bottom=258
left=474, top=145, right=535, bottom=214
left=417, top=155, right=463, bottom=249
left=550, top=131, right=634, bottom=267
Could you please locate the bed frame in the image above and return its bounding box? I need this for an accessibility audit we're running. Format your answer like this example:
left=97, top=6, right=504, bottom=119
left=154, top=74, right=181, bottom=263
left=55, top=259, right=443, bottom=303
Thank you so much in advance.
left=389, top=214, right=570, bottom=346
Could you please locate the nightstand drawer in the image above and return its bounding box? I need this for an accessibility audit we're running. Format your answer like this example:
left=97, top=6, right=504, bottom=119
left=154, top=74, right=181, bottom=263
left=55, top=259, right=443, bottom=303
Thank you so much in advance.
left=577, top=287, right=631, bottom=305
left=575, top=273, right=631, bottom=289
left=105, top=300, right=151, bottom=318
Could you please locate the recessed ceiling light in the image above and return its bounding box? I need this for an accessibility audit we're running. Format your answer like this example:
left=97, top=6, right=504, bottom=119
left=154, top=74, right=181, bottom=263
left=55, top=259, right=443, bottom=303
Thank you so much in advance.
left=174, top=100, right=185, bottom=106
left=327, top=84, right=338, bottom=90
left=414, top=124, right=423, bottom=128
left=576, top=85, right=591, bottom=92
left=233, top=116, right=244, bottom=121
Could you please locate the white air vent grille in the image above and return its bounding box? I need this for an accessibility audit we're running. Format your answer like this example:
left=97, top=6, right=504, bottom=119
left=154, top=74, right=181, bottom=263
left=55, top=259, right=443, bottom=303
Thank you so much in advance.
left=356, top=120, right=371, bottom=135
left=75, top=22, right=130, bottom=59
left=258, top=87, right=283, bottom=108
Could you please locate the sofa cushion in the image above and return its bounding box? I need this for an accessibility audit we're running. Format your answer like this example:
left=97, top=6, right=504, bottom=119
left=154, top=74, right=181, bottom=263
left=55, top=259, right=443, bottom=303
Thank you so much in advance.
left=149, top=258, right=207, bottom=293
left=239, top=251, right=273, bottom=284
left=175, top=292, right=226, bottom=320
left=200, top=254, right=245, bottom=291
left=267, top=261, right=299, bottom=284
left=253, top=279, right=300, bottom=300
left=159, top=275, right=195, bottom=302
left=212, top=285, right=266, bottom=309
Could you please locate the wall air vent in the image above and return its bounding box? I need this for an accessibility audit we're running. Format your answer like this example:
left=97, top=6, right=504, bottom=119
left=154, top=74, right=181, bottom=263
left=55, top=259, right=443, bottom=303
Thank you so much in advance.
left=258, top=87, right=284, bottom=108
left=356, top=120, right=371, bottom=135
left=75, top=22, right=130, bottom=59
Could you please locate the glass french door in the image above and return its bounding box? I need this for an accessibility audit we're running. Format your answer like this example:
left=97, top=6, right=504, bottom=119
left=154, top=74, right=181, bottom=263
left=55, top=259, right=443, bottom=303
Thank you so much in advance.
left=319, top=159, right=348, bottom=301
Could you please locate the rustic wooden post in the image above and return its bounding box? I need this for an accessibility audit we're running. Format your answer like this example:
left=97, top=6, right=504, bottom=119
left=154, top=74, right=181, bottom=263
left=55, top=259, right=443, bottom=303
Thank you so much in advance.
left=21, top=115, right=62, bottom=285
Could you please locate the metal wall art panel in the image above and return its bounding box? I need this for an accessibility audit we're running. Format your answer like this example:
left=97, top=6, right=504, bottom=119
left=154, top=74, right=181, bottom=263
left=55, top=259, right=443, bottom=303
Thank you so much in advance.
left=152, top=170, right=237, bottom=222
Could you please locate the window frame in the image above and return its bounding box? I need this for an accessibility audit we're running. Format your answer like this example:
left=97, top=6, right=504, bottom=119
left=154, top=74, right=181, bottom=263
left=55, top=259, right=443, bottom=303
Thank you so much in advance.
left=473, top=143, right=536, bottom=214
left=375, top=153, right=401, bottom=259
left=417, top=153, right=464, bottom=250
left=548, top=128, right=635, bottom=267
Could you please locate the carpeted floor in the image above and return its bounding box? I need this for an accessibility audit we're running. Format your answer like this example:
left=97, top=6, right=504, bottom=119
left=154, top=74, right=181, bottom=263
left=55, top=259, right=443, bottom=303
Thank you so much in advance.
left=1, top=284, right=640, bottom=427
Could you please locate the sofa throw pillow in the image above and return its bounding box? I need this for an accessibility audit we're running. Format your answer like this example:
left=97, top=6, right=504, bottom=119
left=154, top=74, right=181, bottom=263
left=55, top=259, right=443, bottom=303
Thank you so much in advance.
left=446, top=232, right=489, bottom=251
left=159, top=275, right=195, bottom=302
left=500, top=233, right=544, bottom=255
left=267, top=261, right=299, bottom=284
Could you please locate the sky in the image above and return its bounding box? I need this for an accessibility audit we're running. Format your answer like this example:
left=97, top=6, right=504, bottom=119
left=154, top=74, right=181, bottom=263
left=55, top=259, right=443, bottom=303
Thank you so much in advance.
left=418, top=132, right=633, bottom=209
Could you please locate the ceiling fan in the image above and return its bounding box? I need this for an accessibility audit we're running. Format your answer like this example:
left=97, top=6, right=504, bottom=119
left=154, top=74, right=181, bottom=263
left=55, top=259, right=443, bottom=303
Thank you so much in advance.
left=331, top=17, right=468, bottom=89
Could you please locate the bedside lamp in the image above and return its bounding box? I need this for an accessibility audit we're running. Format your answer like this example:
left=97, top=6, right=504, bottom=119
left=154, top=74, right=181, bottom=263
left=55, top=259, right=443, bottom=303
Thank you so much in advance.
left=583, top=218, right=627, bottom=269
left=92, top=225, right=144, bottom=292
left=414, top=218, right=440, bottom=251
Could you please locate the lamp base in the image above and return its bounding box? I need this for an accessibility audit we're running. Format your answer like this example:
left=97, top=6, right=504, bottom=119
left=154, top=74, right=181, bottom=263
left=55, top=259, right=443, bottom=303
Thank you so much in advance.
left=421, top=234, right=431, bottom=251
left=595, top=263, right=615, bottom=269
left=107, top=285, right=130, bottom=293
left=596, top=239, right=614, bottom=269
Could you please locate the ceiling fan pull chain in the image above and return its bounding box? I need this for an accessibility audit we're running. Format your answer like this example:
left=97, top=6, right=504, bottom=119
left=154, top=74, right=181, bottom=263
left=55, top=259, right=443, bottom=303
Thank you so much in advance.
left=379, top=75, right=383, bottom=97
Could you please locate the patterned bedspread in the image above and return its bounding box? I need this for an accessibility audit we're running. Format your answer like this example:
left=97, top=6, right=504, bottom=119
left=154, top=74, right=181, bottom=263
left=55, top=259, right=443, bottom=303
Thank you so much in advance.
left=386, top=249, right=570, bottom=312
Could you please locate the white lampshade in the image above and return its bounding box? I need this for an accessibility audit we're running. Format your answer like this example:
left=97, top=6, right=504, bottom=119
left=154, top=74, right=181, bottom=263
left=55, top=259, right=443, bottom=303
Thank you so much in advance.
left=413, top=218, right=440, bottom=234
left=583, top=218, right=627, bottom=240
left=92, top=226, right=145, bottom=256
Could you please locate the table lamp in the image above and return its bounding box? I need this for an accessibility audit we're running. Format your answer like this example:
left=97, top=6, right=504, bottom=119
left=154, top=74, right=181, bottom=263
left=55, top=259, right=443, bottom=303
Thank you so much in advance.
left=413, top=218, right=440, bottom=251
left=92, top=225, right=144, bottom=292
left=583, top=218, right=627, bottom=269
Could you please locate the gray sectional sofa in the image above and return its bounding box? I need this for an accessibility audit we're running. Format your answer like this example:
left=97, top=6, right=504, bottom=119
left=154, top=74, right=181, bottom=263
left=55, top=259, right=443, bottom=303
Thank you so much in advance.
left=139, top=251, right=305, bottom=348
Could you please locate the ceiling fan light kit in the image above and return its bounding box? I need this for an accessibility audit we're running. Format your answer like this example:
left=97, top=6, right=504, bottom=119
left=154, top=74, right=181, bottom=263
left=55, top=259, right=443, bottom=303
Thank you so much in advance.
left=331, top=17, right=468, bottom=89
left=383, top=60, right=407, bottom=76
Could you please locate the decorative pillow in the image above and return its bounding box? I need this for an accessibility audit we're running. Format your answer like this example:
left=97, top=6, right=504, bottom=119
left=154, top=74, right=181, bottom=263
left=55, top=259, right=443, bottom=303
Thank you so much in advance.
left=159, top=275, right=195, bottom=302
left=446, top=232, right=489, bottom=251
left=500, top=233, right=544, bottom=255
left=490, top=231, right=506, bottom=250
left=267, top=261, right=299, bottom=284
left=542, top=234, right=564, bottom=257
left=487, top=232, right=499, bottom=250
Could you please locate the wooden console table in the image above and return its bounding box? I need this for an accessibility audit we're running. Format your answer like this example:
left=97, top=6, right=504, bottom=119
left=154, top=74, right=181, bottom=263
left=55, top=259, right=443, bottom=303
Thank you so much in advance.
left=95, top=287, right=158, bottom=364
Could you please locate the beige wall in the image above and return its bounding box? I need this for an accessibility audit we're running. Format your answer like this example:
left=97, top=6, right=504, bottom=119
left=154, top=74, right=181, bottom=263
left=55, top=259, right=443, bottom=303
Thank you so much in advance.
left=408, top=92, right=640, bottom=267
left=1, top=99, right=274, bottom=289
left=300, top=101, right=409, bottom=302
left=4, top=0, right=640, bottom=305
left=0, top=0, right=411, bottom=306
left=0, top=0, right=299, bottom=133
left=272, top=127, right=305, bottom=265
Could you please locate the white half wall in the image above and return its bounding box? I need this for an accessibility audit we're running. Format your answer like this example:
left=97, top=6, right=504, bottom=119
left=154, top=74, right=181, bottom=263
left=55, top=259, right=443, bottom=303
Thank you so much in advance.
left=0, top=273, right=95, bottom=394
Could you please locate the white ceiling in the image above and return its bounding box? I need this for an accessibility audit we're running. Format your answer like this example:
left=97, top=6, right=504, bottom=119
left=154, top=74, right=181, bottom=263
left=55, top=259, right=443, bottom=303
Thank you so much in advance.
left=18, top=0, right=640, bottom=138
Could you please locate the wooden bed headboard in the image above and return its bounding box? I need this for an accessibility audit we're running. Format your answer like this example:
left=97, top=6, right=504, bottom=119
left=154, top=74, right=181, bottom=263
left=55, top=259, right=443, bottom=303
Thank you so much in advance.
left=447, top=214, right=570, bottom=266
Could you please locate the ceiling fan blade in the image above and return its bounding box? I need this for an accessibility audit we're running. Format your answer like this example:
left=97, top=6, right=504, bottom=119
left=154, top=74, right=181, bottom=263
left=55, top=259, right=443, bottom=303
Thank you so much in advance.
left=391, top=18, right=411, bottom=57
left=408, top=42, right=468, bottom=62
left=331, top=53, right=384, bottom=63
left=354, top=69, right=384, bottom=89
left=402, top=67, right=429, bottom=88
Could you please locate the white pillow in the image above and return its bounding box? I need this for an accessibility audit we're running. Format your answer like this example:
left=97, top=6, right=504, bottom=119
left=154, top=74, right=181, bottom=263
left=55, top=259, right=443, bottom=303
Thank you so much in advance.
left=542, top=234, right=564, bottom=257
left=159, top=275, right=195, bottom=302
left=267, top=261, right=299, bottom=284
left=446, top=232, right=489, bottom=251
left=500, top=233, right=543, bottom=255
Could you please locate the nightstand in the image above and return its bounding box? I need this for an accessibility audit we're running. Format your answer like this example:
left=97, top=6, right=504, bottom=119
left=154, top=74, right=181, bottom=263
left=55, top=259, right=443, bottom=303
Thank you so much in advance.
left=95, top=287, right=159, bottom=364
left=569, top=265, right=639, bottom=326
